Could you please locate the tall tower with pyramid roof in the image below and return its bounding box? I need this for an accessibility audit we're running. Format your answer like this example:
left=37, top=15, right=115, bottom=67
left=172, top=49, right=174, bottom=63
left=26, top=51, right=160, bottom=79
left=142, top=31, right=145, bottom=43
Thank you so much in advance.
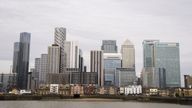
left=121, top=39, right=135, bottom=68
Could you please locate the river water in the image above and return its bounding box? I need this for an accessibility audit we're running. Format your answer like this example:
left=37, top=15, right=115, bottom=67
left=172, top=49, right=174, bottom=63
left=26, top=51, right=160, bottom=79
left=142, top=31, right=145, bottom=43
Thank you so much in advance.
left=0, top=99, right=191, bottom=108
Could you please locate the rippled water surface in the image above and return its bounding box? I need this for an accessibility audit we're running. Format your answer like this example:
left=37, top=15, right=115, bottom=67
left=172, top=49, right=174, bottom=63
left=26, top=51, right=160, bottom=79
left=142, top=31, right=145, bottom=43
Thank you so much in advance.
left=0, top=100, right=191, bottom=108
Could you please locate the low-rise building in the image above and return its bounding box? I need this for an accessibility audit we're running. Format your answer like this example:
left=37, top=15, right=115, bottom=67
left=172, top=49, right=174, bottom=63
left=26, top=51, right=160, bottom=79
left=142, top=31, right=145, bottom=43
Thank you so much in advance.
left=124, top=85, right=142, bottom=95
left=38, top=84, right=70, bottom=95
left=70, top=84, right=84, bottom=96
left=184, top=75, right=192, bottom=88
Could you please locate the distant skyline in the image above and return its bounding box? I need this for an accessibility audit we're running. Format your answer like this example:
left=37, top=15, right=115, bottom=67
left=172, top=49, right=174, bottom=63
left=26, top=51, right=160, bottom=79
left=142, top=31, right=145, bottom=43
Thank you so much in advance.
left=0, top=0, right=192, bottom=85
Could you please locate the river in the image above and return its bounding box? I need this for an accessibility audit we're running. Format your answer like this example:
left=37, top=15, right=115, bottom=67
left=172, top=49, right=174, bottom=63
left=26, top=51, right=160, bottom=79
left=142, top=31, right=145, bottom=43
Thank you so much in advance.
left=0, top=99, right=191, bottom=108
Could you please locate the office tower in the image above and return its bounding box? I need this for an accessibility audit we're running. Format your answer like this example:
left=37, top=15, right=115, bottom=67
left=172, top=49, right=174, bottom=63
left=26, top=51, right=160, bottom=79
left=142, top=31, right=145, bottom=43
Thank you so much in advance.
left=39, top=54, right=48, bottom=84
left=142, top=40, right=181, bottom=88
left=27, top=71, right=32, bottom=90
left=34, top=58, right=40, bottom=88
left=48, top=44, right=60, bottom=74
left=54, top=27, right=66, bottom=73
left=12, top=42, right=20, bottom=73
left=16, top=32, right=31, bottom=89
left=115, top=68, right=136, bottom=87
left=158, top=68, right=166, bottom=89
left=30, top=68, right=37, bottom=91
left=79, top=49, right=84, bottom=72
left=184, top=75, right=192, bottom=88
left=0, top=73, right=15, bottom=90
left=103, top=53, right=121, bottom=86
left=64, top=41, right=79, bottom=68
left=90, top=50, right=104, bottom=86
left=101, top=40, right=118, bottom=53
left=121, top=39, right=135, bottom=68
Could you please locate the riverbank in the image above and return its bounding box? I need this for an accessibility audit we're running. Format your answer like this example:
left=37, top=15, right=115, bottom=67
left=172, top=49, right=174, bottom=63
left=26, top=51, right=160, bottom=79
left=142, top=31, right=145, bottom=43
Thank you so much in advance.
left=0, top=95, right=191, bottom=105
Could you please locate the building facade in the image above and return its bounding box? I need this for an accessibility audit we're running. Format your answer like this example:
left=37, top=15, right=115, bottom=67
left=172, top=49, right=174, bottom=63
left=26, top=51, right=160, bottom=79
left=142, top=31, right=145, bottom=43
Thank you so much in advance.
left=48, top=44, right=60, bottom=74
left=90, top=50, right=104, bottom=87
left=54, top=27, right=66, bottom=73
left=101, top=40, right=118, bottom=53
left=103, top=53, right=122, bottom=86
left=121, top=39, right=135, bottom=68
left=0, top=73, right=16, bottom=92
left=184, top=75, right=192, bottom=88
left=39, top=54, right=48, bottom=85
left=16, top=32, right=31, bottom=89
left=115, top=68, right=136, bottom=87
left=12, top=42, right=20, bottom=73
left=142, top=40, right=181, bottom=88
left=34, top=58, right=40, bottom=88
left=64, top=41, right=79, bottom=68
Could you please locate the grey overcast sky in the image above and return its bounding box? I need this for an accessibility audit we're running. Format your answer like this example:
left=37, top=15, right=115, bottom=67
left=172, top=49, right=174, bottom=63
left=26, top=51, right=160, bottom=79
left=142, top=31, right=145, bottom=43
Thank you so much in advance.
left=0, top=0, right=192, bottom=81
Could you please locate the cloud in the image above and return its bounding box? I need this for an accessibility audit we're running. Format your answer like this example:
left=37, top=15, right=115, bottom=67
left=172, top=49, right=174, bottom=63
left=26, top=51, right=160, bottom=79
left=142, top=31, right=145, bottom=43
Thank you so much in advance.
left=0, top=0, right=192, bottom=77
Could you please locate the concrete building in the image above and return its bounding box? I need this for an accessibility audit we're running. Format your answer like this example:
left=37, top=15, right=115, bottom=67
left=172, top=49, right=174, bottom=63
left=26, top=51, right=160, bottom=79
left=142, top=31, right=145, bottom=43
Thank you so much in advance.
left=16, top=32, right=31, bottom=89
left=48, top=44, right=60, bottom=74
left=101, top=40, right=118, bottom=53
left=90, top=50, right=104, bottom=87
left=54, top=27, right=66, bottom=73
left=142, top=40, right=181, bottom=88
left=115, top=68, right=136, bottom=87
left=184, top=75, right=192, bottom=88
left=64, top=41, right=79, bottom=68
left=12, top=42, right=20, bottom=73
left=39, top=54, right=48, bottom=85
left=121, top=39, right=135, bottom=68
left=103, top=53, right=122, bottom=86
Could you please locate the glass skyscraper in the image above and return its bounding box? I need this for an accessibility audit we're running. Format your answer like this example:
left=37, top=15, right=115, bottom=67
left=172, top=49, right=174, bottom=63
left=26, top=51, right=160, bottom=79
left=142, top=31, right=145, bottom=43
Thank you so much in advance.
left=155, top=42, right=180, bottom=87
left=12, top=42, right=20, bottom=73
left=142, top=40, right=181, bottom=88
left=16, top=32, right=31, bottom=89
left=103, top=53, right=121, bottom=86
left=101, top=40, right=118, bottom=53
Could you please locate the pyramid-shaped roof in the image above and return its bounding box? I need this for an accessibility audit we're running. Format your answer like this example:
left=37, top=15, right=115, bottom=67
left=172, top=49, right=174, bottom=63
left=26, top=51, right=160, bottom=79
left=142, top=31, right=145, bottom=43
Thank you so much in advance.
left=123, top=39, right=134, bottom=45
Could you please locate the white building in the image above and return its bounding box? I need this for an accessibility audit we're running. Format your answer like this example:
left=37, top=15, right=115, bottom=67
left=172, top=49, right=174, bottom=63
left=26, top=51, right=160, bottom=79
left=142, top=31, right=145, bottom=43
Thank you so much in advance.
left=64, top=41, right=79, bottom=68
left=124, top=85, right=142, bottom=95
left=50, top=84, right=59, bottom=94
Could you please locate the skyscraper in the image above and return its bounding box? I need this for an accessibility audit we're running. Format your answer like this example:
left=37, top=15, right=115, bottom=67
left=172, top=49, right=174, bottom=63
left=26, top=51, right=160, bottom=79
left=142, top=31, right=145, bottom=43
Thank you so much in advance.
left=101, top=40, right=118, bottom=53
left=64, top=41, right=79, bottom=68
left=79, top=49, right=84, bottom=72
left=90, top=50, right=104, bottom=86
left=103, top=53, right=121, bottom=86
left=121, top=39, right=135, bottom=68
left=54, top=27, right=66, bottom=73
left=39, top=54, right=48, bottom=85
left=12, top=42, right=20, bottom=73
left=34, top=58, right=40, bottom=89
left=48, top=44, right=60, bottom=74
left=16, top=32, right=31, bottom=89
left=142, top=40, right=181, bottom=88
